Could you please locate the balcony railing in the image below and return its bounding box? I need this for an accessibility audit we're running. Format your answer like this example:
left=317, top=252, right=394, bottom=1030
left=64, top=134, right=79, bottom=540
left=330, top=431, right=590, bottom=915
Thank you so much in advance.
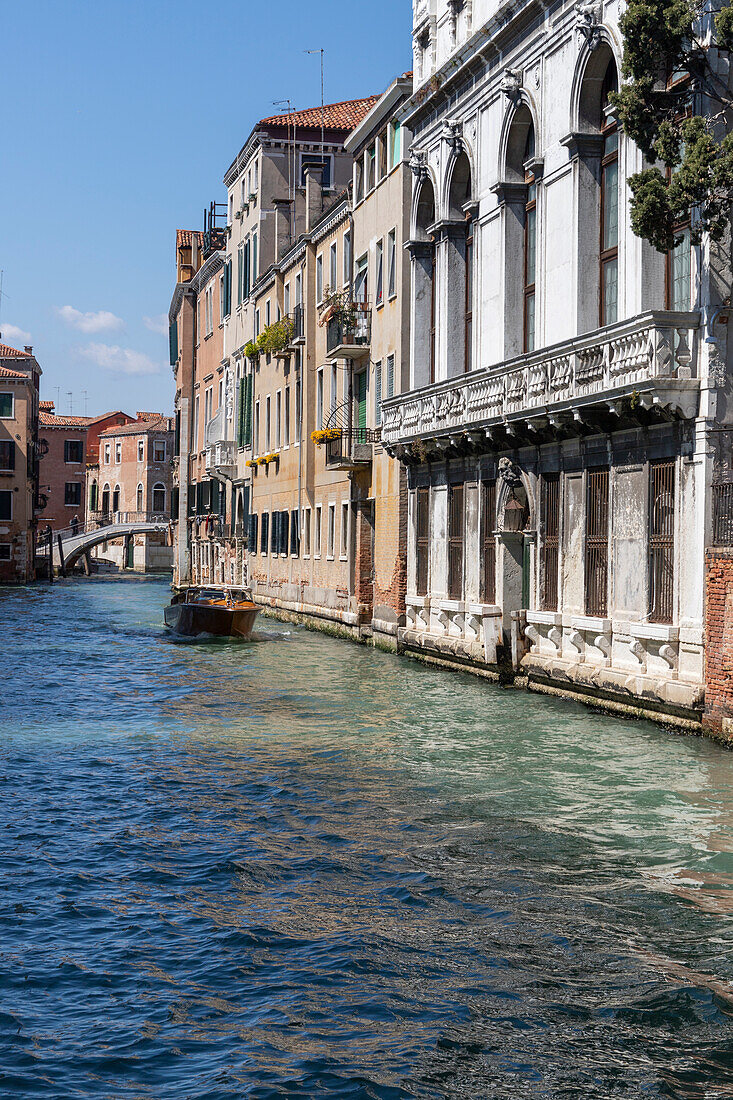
left=325, top=427, right=378, bottom=469
left=204, top=440, right=236, bottom=474
left=382, top=310, right=700, bottom=447
left=326, top=307, right=371, bottom=360
left=289, top=303, right=304, bottom=344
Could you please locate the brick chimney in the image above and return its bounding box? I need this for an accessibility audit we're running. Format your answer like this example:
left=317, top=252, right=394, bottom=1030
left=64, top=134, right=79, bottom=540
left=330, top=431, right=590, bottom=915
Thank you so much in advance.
left=24, top=346, right=33, bottom=354
left=304, top=165, right=324, bottom=232
left=273, top=199, right=293, bottom=259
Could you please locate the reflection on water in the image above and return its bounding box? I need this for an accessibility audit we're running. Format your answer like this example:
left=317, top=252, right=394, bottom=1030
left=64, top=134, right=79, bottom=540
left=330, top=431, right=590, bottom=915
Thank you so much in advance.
left=2, top=577, right=733, bottom=1098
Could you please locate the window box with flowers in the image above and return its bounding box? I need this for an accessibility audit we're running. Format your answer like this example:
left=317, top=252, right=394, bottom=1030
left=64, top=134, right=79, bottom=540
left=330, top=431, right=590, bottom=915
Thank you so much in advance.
left=311, top=428, right=341, bottom=445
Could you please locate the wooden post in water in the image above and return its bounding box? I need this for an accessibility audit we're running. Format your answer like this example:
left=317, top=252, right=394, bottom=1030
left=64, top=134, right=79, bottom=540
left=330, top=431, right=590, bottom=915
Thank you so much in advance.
left=82, top=550, right=91, bottom=576
left=57, top=533, right=66, bottom=577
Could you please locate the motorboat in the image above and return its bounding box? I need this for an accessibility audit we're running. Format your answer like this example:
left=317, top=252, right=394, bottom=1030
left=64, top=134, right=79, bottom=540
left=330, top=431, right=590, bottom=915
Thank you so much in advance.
left=164, top=586, right=259, bottom=639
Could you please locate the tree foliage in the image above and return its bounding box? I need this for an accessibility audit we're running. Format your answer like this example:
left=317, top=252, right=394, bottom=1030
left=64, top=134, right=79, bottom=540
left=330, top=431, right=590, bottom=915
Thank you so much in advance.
left=612, top=0, right=733, bottom=251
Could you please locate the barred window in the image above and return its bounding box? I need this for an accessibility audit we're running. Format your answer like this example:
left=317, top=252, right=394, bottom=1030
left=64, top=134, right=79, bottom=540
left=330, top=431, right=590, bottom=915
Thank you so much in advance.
left=541, top=475, right=560, bottom=611
left=448, top=484, right=464, bottom=601
left=481, top=480, right=496, bottom=604
left=649, top=460, right=675, bottom=623
left=585, top=468, right=609, bottom=617
left=415, top=487, right=430, bottom=597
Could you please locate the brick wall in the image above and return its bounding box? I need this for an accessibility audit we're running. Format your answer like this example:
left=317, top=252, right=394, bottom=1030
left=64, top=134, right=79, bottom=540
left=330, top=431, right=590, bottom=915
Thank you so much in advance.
left=704, top=548, right=733, bottom=738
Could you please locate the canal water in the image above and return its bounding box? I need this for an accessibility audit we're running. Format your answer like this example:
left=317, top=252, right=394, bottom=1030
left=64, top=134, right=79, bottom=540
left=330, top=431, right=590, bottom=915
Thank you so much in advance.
left=2, top=578, right=733, bottom=1098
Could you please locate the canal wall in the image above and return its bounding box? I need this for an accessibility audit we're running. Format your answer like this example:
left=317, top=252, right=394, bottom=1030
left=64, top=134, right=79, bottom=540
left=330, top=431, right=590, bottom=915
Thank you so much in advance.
left=704, top=549, right=733, bottom=742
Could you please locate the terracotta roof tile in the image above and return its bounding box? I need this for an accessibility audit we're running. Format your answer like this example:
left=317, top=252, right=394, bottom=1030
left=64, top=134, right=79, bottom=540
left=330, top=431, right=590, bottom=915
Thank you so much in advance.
left=259, top=96, right=380, bottom=132
left=0, top=365, right=27, bottom=380
left=177, top=229, right=204, bottom=248
left=98, top=415, right=173, bottom=438
left=39, top=410, right=92, bottom=428
left=39, top=400, right=54, bottom=411
left=0, top=342, right=31, bottom=359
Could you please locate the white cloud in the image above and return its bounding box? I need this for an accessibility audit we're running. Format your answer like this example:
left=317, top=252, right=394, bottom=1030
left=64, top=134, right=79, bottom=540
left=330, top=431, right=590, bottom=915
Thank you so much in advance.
left=78, top=342, right=162, bottom=376
left=143, top=313, right=168, bottom=335
left=56, top=305, right=123, bottom=333
left=0, top=323, right=32, bottom=345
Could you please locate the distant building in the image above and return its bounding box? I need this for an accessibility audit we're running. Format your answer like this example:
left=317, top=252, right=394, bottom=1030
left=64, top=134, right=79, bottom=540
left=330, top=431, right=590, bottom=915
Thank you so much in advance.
left=89, top=413, right=175, bottom=572
left=0, top=343, right=41, bottom=584
left=37, top=404, right=134, bottom=534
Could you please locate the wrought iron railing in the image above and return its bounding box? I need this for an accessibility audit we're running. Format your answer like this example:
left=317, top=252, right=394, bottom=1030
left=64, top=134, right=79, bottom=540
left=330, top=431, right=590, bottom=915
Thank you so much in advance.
left=713, top=482, right=733, bottom=546
left=325, top=427, right=378, bottom=466
left=326, top=308, right=371, bottom=355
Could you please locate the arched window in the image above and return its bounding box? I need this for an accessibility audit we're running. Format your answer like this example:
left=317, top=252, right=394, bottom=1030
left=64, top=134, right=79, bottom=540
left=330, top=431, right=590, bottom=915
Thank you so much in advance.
left=112, top=484, right=120, bottom=513
left=523, top=124, right=537, bottom=352
left=599, top=62, right=619, bottom=325
left=501, top=103, right=539, bottom=357
left=101, top=483, right=110, bottom=515
left=411, top=176, right=437, bottom=387
left=136, top=483, right=144, bottom=512
left=152, top=483, right=166, bottom=514
left=447, top=152, right=474, bottom=374
left=89, top=479, right=98, bottom=512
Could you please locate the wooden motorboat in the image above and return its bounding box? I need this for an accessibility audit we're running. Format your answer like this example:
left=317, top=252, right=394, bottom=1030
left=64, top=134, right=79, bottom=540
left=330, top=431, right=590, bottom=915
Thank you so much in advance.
left=164, top=586, right=259, bottom=639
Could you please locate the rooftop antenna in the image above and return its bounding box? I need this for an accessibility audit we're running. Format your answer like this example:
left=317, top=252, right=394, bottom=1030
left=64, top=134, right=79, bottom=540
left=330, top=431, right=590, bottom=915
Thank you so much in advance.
left=66, top=391, right=73, bottom=415
left=82, top=389, right=88, bottom=417
left=0, top=270, right=4, bottom=336
left=305, top=49, right=325, bottom=175
left=55, top=386, right=60, bottom=410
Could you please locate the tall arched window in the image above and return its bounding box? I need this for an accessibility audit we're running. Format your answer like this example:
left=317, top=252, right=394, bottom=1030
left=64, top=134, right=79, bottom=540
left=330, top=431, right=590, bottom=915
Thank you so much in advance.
left=446, top=152, right=474, bottom=374
left=152, top=483, right=166, bottom=514
left=523, top=123, right=537, bottom=352
left=112, top=484, right=120, bottom=513
left=101, top=483, right=110, bottom=515
left=136, top=483, right=144, bottom=512
left=412, top=177, right=437, bottom=387
left=500, top=103, right=539, bottom=358
left=599, top=62, right=619, bottom=325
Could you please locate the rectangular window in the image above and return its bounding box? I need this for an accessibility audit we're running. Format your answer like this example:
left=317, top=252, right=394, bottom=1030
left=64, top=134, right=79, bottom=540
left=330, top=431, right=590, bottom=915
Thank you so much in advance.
left=154, top=440, right=166, bottom=462
left=237, top=246, right=244, bottom=303
left=541, top=474, right=560, bottom=611
left=0, top=490, right=11, bottom=521
left=316, top=254, right=324, bottom=303
left=375, top=239, right=384, bottom=306
left=415, top=487, right=430, bottom=597
left=314, top=504, right=322, bottom=557
left=64, top=440, right=83, bottom=463
left=284, top=387, right=290, bottom=445
left=193, top=398, right=199, bottom=449
left=104, top=443, right=111, bottom=465
left=290, top=509, right=300, bottom=556
left=283, top=282, right=290, bottom=316
left=600, top=129, right=619, bottom=326
left=388, top=229, right=397, bottom=298
left=265, top=395, right=271, bottom=451
left=0, top=544, right=10, bottom=561
left=303, top=507, right=312, bottom=556
left=343, top=230, right=351, bottom=285
left=260, top=512, right=269, bottom=555
left=115, top=442, right=122, bottom=463
left=355, top=255, right=368, bottom=304
left=377, top=131, right=387, bottom=181
left=0, top=440, right=15, bottom=471
left=448, top=484, right=465, bottom=600
left=330, top=242, right=337, bottom=294
left=219, top=272, right=225, bottom=323
left=252, top=232, right=258, bottom=281
left=248, top=512, right=258, bottom=552
left=355, top=159, right=364, bottom=204
left=388, top=120, right=401, bottom=170
left=295, top=376, right=301, bottom=443
left=330, top=364, right=338, bottom=416
left=366, top=144, right=375, bottom=192
left=327, top=503, right=336, bottom=558
left=667, top=226, right=691, bottom=311
left=585, top=468, right=610, bottom=616
left=649, top=460, right=675, bottom=623
left=340, top=502, right=349, bottom=558
left=0, top=393, right=13, bottom=419
left=481, top=480, right=496, bottom=603
left=375, top=361, right=382, bottom=427
left=386, top=354, right=395, bottom=399
left=65, top=482, right=82, bottom=507
left=317, top=369, right=324, bottom=430
left=275, top=391, right=281, bottom=448
left=254, top=400, right=260, bottom=454
left=138, top=439, right=144, bottom=462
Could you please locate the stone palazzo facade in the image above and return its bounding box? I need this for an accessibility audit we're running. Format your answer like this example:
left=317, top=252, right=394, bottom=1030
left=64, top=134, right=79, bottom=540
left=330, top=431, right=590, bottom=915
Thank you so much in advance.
left=379, top=0, right=733, bottom=725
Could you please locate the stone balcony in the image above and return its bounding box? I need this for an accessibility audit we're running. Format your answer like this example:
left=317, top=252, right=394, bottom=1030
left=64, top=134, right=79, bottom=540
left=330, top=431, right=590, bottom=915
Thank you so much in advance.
left=204, top=440, right=236, bottom=476
left=382, top=311, right=700, bottom=453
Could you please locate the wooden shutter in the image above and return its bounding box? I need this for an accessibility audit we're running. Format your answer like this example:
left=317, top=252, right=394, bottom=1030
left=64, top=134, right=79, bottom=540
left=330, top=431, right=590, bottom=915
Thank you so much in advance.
left=416, top=486, right=430, bottom=597
left=541, top=474, right=560, bottom=611
left=290, top=509, right=299, bottom=555
left=481, top=480, right=496, bottom=603
left=169, top=320, right=178, bottom=366
left=448, top=484, right=464, bottom=600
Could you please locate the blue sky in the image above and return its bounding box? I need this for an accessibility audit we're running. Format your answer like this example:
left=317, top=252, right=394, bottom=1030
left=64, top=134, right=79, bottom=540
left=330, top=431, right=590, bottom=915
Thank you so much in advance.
left=0, top=0, right=412, bottom=417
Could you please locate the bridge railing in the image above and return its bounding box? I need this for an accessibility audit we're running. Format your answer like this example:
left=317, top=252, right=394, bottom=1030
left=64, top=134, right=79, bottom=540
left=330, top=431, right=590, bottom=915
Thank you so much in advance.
left=36, top=512, right=170, bottom=553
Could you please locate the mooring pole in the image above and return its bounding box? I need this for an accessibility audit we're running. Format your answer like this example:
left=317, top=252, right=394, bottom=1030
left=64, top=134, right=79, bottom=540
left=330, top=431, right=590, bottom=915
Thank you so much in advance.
left=57, top=533, right=66, bottom=577
left=48, top=527, right=54, bottom=584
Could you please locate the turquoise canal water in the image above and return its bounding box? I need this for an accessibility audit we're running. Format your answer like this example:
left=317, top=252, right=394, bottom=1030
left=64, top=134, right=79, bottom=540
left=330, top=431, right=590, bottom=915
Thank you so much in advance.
left=2, top=577, right=733, bottom=1097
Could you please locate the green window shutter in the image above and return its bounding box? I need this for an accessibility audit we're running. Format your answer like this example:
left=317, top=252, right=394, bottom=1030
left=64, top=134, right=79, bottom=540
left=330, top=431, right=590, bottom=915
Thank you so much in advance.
left=243, top=374, right=253, bottom=448
left=225, top=260, right=232, bottom=316
left=236, top=378, right=245, bottom=448
left=169, top=320, right=178, bottom=365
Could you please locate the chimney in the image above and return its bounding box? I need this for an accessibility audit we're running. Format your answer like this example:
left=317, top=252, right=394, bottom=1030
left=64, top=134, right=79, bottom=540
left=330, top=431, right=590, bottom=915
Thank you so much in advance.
left=273, top=199, right=293, bottom=259
left=304, top=164, right=324, bottom=232
left=24, top=346, right=33, bottom=354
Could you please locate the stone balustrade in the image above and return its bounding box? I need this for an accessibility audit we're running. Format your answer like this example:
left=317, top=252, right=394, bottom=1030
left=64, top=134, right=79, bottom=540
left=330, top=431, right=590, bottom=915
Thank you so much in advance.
left=205, top=440, right=236, bottom=474
left=382, top=311, right=700, bottom=446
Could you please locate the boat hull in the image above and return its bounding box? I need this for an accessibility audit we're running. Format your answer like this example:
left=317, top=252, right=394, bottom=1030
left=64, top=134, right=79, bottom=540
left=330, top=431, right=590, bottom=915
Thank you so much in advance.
left=164, top=600, right=259, bottom=639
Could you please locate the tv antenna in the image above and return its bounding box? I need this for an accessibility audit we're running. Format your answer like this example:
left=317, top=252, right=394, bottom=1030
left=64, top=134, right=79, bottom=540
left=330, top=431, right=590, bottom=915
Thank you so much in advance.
left=305, top=49, right=325, bottom=168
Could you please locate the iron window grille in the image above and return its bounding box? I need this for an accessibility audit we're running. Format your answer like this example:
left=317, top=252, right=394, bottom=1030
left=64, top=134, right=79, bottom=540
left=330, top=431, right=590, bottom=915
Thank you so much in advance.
left=585, top=468, right=609, bottom=617
left=649, top=460, right=675, bottom=624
